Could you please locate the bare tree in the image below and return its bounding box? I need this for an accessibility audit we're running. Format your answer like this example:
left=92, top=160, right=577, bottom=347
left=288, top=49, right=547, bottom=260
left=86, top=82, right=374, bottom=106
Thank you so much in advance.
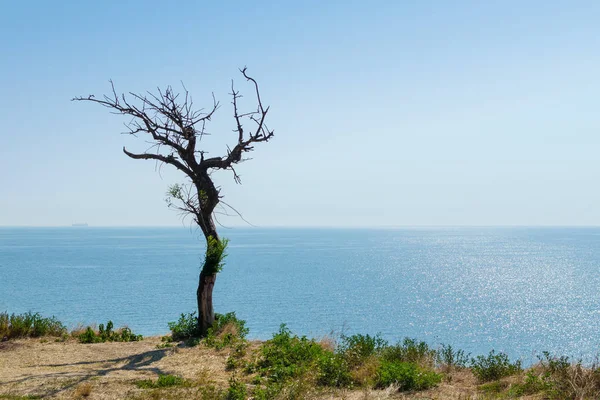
left=73, top=68, right=274, bottom=335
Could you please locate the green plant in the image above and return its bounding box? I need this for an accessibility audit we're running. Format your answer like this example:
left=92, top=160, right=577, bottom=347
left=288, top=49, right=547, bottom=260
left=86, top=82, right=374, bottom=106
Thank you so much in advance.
left=437, top=344, right=470, bottom=370
left=135, top=374, right=186, bottom=389
left=203, top=236, right=229, bottom=275
left=205, top=312, right=249, bottom=349
left=77, top=321, right=142, bottom=343
left=226, top=375, right=247, bottom=400
left=0, top=311, right=66, bottom=340
left=197, top=385, right=227, bottom=400
left=251, top=324, right=326, bottom=383
left=507, top=370, right=549, bottom=397
left=382, top=337, right=437, bottom=367
left=252, top=381, right=283, bottom=400
left=168, top=311, right=200, bottom=341
left=471, top=350, right=522, bottom=382
left=478, top=380, right=509, bottom=394
left=225, top=340, right=249, bottom=371
left=78, top=327, right=99, bottom=344
left=316, top=352, right=352, bottom=387
left=338, top=333, right=387, bottom=367
left=537, top=352, right=600, bottom=399
left=374, top=360, right=441, bottom=391
left=118, top=326, right=141, bottom=342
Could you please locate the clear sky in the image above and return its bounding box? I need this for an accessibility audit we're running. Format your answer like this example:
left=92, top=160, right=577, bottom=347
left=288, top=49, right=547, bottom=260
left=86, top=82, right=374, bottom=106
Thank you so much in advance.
left=1, top=0, right=599, bottom=227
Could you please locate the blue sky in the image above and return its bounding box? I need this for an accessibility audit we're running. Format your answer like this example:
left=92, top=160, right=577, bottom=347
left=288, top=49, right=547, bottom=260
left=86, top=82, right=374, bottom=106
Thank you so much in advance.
left=1, top=0, right=599, bottom=226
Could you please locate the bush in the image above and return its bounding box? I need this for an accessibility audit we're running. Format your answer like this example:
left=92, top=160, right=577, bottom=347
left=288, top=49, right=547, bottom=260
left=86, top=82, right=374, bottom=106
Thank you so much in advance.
left=0, top=311, right=66, bottom=340
left=506, top=370, right=549, bottom=397
left=437, top=344, right=470, bottom=370
left=471, top=350, right=522, bottom=382
left=77, top=320, right=142, bottom=343
left=316, top=352, right=352, bottom=387
left=374, top=360, right=441, bottom=391
left=537, top=352, right=600, bottom=399
left=226, top=341, right=248, bottom=371
left=252, top=381, right=283, bottom=400
left=249, top=324, right=326, bottom=383
left=168, top=311, right=248, bottom=348
left=205, top=312, right=249, bottom=349
left=226, top=376, right=247, bottom=400
left=382, top=337, right=437, bottom=367
left=338, top=333, right=387, bottom=367
left=168, top=311, right=200, bottom=341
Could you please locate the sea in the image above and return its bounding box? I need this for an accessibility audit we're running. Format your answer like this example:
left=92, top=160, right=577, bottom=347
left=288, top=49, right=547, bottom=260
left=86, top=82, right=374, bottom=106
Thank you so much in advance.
left=1, top=226, right=599, bottom=363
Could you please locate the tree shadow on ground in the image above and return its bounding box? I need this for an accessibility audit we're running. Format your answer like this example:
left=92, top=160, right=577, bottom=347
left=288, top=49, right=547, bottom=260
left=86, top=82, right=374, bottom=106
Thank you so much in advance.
left=0, top=348, right=172, bottom=398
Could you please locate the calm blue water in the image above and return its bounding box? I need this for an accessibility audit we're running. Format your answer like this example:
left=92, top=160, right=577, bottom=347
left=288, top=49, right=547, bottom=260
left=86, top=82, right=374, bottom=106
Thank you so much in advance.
left=1, top=227, right=599, bottom=362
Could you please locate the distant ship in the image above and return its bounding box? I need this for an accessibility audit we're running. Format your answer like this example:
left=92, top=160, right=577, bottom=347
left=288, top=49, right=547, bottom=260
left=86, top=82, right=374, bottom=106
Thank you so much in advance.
left=72, top=223, right=89, bottom=227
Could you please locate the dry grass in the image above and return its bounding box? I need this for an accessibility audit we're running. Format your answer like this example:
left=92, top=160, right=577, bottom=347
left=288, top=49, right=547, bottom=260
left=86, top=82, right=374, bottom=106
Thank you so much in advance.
left=73, top=382, right=93, bottom=398
left=351, top=356, right=380, bottom=386
left=69, top=323, right=93, bottom=337
left=318, top=335, right=337, bottom=353
left=216, top=322, right=239, bottom=338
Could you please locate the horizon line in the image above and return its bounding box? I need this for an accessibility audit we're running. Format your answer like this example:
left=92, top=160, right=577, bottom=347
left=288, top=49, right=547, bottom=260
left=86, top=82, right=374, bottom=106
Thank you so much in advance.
left=1, top=224, right=599, bottom=229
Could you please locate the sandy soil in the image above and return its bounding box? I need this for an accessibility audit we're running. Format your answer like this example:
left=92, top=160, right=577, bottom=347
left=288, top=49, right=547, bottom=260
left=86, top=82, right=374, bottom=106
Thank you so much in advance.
left=0, top=337, right=230, bottom=399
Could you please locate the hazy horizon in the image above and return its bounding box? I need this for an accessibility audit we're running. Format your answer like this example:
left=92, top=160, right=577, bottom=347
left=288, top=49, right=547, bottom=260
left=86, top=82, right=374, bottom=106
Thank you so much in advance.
left=2, top=1, right=599, bottom=227
left=2, top=224, right=599, bottom=228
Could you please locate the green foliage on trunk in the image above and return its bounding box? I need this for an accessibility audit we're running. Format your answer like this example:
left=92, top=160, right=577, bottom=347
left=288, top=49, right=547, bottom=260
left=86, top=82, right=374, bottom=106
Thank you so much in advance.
left=202, top=236, right=229, bottom=275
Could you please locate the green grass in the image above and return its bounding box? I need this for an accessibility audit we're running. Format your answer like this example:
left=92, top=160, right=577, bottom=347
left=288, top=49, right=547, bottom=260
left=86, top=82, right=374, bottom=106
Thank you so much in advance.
left=135, top=374, right=187, bottom=389
left=0, top=396, right=43, bottom=400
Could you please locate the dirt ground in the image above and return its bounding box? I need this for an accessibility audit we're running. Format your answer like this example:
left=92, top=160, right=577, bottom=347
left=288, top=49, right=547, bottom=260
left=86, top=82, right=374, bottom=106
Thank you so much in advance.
left=0, top=337, right=231, bottom=399
left=0, top=337, right=500, bottom=400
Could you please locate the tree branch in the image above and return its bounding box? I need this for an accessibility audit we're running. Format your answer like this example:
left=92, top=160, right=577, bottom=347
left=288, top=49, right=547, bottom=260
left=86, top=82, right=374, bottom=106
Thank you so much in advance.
left=122, top=147, right=194, bottom=177
left=200, top=68, right=274, bottom=173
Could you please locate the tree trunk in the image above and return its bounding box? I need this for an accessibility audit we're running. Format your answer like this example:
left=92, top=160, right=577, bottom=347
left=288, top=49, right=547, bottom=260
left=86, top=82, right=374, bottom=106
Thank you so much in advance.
left=196, top=202, right=220, bottom=336
left=197, top=269, right=216, bottom=336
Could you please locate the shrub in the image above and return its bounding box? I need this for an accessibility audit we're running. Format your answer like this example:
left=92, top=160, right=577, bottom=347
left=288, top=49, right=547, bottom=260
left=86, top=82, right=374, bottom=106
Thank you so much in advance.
left=168, top=311, right=200, bottom=341
left=471, top=350, right=522, bottom=382
left=0, top=311, right=66, bottom=340
left=382, top=338, right=437, bottom=367
left=205, top=312, right=249, bottom=349
left=316, top=352, right=352, bottom=387
left=226, top=376, right=247, bottom=400
left=77, top=320, right=142, bottom=343
left=252, top=381, right=283, bottom=400
left=338, top=333, right=387, bottom=367
left=250, top=324, right=326, bottom=383
left=537, top=352, right=600, bottom=399
left=225, top=341, right=248, bottom=371
left=168, top=311, right=248, bottom=348
left=437, top=344, right=470, bottom=370
left=0, top=312, right=7, bottom=337
left=349, top=355, right=381, bottom=386
left=506, top=370, right=549, bottom=397
left=374, top=360, right=441, bottom=391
